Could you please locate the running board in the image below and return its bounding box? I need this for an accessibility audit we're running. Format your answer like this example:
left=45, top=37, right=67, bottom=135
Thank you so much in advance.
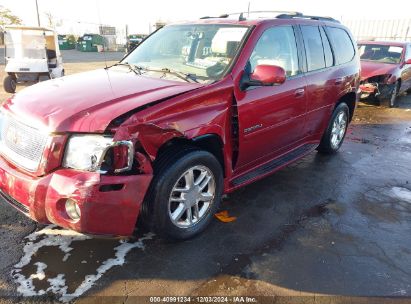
left=232, top=144, right=318, bottom=187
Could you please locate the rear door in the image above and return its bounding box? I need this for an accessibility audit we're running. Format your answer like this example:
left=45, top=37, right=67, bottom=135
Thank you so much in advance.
left=233, top=25, right=307, bottom=171
left=299, top=25, right=342, bottom=137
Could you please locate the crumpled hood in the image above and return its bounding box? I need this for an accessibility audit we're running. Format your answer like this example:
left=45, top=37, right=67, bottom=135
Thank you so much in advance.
left=360, top=61, right=397, bottom=81
left=3, top=69, right=203, bottom=132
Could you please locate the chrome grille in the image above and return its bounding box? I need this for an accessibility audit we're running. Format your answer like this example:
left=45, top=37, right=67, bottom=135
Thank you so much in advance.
left=0, top=112, right=48, bottom=171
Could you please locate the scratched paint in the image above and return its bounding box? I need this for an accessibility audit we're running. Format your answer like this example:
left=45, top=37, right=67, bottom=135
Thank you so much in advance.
left=12, top=225, right=154, bottom=302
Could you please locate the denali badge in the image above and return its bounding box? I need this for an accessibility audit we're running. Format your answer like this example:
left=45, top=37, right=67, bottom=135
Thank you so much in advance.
left=244, top=124, right=263, bottom=134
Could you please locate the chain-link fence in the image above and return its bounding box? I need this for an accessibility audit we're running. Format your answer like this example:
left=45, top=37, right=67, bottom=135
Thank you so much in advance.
left=343, top=18, right=411, bottom=41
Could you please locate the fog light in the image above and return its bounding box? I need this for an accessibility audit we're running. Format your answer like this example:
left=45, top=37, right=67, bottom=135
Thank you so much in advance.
left=65, top=199, right=81, bottom=220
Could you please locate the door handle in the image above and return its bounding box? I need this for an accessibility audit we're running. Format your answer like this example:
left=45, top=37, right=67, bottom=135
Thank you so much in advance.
left=335, top=77, right=345, bottom=85
left=294, top=88, right=305, bottom=97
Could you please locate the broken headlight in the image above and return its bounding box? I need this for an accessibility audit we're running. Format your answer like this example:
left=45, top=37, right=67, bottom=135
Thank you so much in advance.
left=62, top=134, right=134, bottom=173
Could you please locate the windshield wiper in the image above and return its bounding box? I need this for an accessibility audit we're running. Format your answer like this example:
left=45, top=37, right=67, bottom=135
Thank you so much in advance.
left=110, top=62, right=142, bottom=75
left=111, top=64, right=199, bottom=83
left=163, top=68, right=199, bottom=83
left=143, top=67, right=199, bottom=83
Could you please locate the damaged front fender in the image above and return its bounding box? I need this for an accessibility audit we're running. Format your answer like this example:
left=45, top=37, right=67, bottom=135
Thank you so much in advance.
left=114, top=123, right=185, bottom=161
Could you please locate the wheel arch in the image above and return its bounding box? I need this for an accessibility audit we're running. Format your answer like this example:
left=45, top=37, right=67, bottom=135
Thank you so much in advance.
left=336, top=92, right=356, bottom=122
left=155, top=133, right=226, bottom=176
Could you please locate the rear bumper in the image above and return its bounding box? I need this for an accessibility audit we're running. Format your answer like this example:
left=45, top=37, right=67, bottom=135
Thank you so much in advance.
left=0, top=156, right=152, bottom=236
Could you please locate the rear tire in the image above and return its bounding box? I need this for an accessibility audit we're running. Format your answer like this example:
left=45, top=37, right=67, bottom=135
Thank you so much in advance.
left=317, top=103, right=349, bottom=154
left=3, top=75, right=16, bottom=93
left=142, top=148, right=223, bottom=240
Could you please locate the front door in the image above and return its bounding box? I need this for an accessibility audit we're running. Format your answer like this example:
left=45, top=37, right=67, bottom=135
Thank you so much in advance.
left=233, top=25, right=307, bottom=171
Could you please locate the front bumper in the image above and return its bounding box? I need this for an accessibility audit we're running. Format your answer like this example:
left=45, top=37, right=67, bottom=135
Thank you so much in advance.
left=0, top=156, right=152, bottom=236
left=359, top=83, right=395, bottom=100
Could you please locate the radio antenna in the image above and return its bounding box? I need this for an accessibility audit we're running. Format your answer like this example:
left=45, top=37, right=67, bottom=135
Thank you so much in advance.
left=95, top=0, right=108, bottom=69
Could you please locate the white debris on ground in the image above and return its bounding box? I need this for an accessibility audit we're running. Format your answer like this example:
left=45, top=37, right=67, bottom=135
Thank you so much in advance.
left=390, top=187, right=411, bottom=203
left=11, top=225, right=154, bottom=302
left=400, top=137, right=411, bottom=144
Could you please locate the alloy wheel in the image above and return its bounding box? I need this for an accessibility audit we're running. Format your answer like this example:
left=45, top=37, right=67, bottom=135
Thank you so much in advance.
left=330, top=111, right=348, bottom=149
left=168, top=165, right=216, bottom=228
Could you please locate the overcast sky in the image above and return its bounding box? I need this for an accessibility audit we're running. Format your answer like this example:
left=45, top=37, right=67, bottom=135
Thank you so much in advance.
left=1, top=0, right=410, bottom=34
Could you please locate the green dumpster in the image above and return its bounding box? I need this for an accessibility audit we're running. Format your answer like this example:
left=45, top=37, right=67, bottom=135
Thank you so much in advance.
left=58, top=34, right=76, bottom=50
left=76, top=34, right=107, bottom=52
left=126, top=34, right=146, bottom=52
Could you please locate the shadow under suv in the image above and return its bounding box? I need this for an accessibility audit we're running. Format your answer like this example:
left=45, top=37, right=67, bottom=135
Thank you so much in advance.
left=0, top=12, right=360, bottom=240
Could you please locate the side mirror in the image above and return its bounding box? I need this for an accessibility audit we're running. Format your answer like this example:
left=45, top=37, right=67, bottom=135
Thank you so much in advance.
left=241, top=64, right=286, bottom=90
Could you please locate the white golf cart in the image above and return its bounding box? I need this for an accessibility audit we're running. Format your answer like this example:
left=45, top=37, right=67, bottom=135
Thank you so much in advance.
left=3, top=26, right=64, bottom=93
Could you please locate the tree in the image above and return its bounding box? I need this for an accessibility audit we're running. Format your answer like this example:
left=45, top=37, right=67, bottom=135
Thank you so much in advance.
left=44, top=12, right=62, bottom=28
left=0, top=6, right=22, bottom=26
left=66, top=34, right=76, bottom=44
left=44, top=12, right=54, bottom=28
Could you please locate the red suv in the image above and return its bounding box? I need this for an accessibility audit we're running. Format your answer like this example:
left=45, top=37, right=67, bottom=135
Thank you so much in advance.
left=0, top=12, right=360, bottom=239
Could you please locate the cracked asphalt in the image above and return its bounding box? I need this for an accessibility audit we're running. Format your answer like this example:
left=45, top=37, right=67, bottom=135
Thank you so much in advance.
left=1, top=49, right=411, bottom=303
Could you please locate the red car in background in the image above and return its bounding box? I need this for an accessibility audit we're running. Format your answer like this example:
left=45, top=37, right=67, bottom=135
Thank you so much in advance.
left=358, top=41, right=411, bottom=107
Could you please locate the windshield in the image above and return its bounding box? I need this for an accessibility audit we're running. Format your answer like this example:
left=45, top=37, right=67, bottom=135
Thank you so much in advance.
left=5, top=29, right=46, bottom=60
left=358, top=44, right=403, bottom=64
left=122, top=24, right=249, bottom=83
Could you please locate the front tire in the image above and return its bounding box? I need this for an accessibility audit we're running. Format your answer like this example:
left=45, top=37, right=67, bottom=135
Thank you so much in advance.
left=3, top=75, right=16, bottom=93
left=317, top=103, right=349, bottom=154
left=143, top=148, right=223, bottom=240
left=387, top=81, right=400, bottom=108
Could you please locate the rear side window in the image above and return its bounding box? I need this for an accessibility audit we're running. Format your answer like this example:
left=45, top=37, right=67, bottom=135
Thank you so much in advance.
left=326, top=27, right=355, bottom=64
left=320, top=27, right=333, bottom=67
left=300, top=26, right=326, bottom=71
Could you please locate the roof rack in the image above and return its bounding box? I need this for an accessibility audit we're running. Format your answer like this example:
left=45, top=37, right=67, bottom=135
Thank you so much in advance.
left=200, top=11, right=302, bottom=21
left=276, top=13, right=340, bottom=23
left=200, top=14, right=229, bottom=19
left=199, top=11, right=339, bottom=23
left=230, top=11, right=303, bottom=21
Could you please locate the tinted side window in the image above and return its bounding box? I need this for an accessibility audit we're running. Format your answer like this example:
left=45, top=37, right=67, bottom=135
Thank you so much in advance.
left=249, top=26, right=300, bottom=77
left=320, top=27, right=333, bottom=67
left=327, top=27, right=355, bottom=64
left=301, top=26, right=326, bottom=71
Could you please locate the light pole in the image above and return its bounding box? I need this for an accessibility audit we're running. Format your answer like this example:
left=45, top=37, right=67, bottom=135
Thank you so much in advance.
left=35, top=0, right=41, bottom=26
